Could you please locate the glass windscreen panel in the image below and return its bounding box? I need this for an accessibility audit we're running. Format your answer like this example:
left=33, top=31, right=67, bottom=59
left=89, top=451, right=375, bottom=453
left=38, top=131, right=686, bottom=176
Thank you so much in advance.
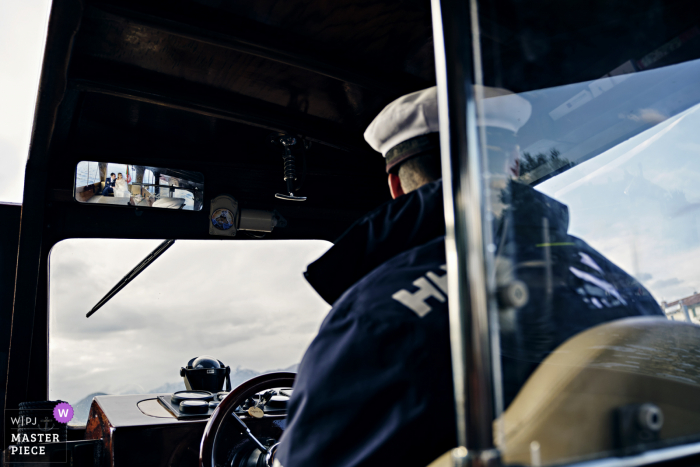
left=74, top=161, right=204, bottom=211
left=49, top=239, right=331, bottom=426
left=473, top=1, right=700, bottom=464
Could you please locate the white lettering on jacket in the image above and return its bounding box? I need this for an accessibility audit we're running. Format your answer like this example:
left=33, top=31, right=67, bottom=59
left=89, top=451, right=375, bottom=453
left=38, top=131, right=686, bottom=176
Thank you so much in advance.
left=392, top=265, right=448, bottom=317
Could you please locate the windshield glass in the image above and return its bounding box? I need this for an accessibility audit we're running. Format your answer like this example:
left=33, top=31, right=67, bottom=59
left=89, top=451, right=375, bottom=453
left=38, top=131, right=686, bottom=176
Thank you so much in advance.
left=48, top=239, right=331, bottom=426
left=472, top=1, right=700, bottom=464
left=536, top=100, right=700, bottom=304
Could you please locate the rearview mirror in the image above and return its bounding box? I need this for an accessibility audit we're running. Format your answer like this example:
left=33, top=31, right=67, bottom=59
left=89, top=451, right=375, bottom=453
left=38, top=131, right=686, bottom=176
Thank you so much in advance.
left=74, top=161, right=204, bottom=211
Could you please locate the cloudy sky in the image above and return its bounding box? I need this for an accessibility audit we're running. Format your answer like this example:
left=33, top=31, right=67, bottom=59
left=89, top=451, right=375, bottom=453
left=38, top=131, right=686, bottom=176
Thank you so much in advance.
left=538, top=101, right=700, bottom=303
left=0, top=0, right=52, bottom=204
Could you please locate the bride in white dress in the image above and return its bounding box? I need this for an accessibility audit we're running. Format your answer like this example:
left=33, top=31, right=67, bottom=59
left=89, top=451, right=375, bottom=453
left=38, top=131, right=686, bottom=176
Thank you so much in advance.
left=114, top=173, right=130, bottom=198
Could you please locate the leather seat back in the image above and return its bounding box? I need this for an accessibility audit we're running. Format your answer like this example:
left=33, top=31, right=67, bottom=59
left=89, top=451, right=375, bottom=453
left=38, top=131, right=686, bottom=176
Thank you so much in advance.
left=501, top=317, right=700, bottom=465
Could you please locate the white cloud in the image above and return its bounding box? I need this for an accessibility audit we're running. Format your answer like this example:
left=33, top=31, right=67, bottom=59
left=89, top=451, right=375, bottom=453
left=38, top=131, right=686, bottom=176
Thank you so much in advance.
left=0, top=0, right=52, bottom=203
left=619, top=107, right=668, bottom=124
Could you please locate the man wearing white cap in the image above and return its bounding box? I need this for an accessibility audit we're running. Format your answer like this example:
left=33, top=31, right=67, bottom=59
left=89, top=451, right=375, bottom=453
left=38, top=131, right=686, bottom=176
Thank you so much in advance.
left=274, top=87, right=662, bottom=467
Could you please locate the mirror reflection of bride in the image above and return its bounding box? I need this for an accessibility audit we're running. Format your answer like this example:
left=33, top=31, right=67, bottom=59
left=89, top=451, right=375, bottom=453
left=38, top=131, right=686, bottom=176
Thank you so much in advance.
left=114, top=173, right=130, bottom=198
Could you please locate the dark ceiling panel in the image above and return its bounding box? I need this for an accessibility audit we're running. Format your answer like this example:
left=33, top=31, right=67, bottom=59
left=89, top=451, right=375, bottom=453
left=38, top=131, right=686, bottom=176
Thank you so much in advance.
left=75, top=12, right=358, bottom=124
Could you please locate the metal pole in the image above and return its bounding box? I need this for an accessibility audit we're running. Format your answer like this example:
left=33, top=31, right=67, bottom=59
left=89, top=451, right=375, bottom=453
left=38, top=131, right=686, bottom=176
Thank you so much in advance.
left=431, top=0, right=501, bottom=465
left=682, top=303, right=691, bottom=322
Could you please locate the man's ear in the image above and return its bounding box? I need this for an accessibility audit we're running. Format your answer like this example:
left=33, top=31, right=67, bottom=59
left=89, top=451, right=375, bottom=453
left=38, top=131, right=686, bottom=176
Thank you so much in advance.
left=388, top=173, right=405, bottom=199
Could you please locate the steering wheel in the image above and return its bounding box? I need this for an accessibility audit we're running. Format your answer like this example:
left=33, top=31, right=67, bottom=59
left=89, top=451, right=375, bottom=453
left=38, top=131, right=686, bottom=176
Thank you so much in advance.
left=200, top=372, right=296, bottom=467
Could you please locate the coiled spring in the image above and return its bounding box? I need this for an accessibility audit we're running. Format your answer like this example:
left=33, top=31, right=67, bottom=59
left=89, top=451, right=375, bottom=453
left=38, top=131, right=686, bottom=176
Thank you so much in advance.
left=282, top=151, right=297, bottom=182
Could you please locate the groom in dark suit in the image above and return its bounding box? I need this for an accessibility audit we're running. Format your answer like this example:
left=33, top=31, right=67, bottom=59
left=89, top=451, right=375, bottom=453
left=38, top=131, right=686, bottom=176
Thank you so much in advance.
left=102, top=173, right=116, bottom=196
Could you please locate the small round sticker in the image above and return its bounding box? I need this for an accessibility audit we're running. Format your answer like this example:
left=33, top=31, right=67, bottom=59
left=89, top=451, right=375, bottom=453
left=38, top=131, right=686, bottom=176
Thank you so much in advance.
left=211, top=209, right=234, bottom=230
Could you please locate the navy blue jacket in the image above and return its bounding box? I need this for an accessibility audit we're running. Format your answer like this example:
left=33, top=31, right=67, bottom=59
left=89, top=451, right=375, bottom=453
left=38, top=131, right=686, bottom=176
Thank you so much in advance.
left=276, top=180, right=663, bottom=467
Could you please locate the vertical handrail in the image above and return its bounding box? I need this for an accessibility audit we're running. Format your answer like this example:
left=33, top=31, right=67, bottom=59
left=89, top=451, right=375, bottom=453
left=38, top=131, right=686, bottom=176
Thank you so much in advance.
left=430, top=0, right=501, bottom=465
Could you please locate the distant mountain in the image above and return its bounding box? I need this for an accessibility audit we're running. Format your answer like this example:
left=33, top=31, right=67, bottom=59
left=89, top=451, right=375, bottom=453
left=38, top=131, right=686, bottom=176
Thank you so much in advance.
left=147, top=364, right=299, bottom=396
left=146, top=367, right=262, bottom=396
left=229, top=367, right=261, bottom=388
left=70, top=392, right=108, bottom=426
left=275, top=363, right=299, bottom=373
left=148, top=381, right=186, bottom=394
left=229, top=364, right=298, bottom=387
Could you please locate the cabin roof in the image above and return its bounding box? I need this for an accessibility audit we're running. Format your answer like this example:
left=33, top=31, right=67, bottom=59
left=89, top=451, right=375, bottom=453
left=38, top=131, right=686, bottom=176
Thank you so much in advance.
left=41, top=0, right=699, bottom=242
left=36, top=0, right=437, bottom=243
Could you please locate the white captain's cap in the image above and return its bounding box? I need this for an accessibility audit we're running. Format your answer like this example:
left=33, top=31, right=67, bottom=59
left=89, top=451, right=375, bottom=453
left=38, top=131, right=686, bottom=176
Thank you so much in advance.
left=364, top=86, right=532, bottom=173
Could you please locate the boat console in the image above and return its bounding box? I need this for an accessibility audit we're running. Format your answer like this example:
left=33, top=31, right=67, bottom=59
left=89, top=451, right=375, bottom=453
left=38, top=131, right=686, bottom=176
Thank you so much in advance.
left=83, top=372, right=294, bottom=467
left=86, top=394, right=207, bottom=467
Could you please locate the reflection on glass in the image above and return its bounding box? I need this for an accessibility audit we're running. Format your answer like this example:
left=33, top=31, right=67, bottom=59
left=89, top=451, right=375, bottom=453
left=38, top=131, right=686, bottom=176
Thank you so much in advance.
left=74, top=161, right=204, bottom=211
left=476, top=56, right=700, bottom=464
left=537, top=102, right=700, bottom=312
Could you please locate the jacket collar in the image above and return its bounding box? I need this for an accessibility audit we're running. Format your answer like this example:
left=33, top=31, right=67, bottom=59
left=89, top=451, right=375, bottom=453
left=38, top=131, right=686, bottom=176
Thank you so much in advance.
left=304, top=180, right=445, bottom=305
left=304, top=179, right=571, bottom=305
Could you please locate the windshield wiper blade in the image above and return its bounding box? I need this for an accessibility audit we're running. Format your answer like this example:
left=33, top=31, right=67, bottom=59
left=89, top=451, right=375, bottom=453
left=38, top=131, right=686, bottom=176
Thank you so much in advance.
left=86, top=239, right=176, bottom=318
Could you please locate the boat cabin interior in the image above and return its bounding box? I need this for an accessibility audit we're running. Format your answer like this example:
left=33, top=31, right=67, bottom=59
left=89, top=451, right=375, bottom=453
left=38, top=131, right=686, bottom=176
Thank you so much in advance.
left=75, top=163, right=204, bottom=210
left=4, top=0, right=700, bottom=466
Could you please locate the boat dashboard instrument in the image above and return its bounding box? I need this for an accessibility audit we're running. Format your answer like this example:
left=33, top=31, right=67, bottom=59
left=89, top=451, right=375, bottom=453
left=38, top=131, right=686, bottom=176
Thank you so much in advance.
left=179, top=400, right=209, bottom=415
left=158, top=391, right=218, bottom=420
left=171, top=391, right=214, bottom=405
left=82, top=373, right=295, bottom=467
left=180, top=355, right=232, bottom=392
